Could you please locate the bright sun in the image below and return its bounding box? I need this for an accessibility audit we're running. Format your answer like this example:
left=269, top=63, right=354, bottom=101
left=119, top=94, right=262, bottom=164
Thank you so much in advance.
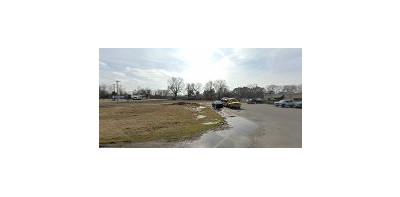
left=180, top=48, right=227, bottom=84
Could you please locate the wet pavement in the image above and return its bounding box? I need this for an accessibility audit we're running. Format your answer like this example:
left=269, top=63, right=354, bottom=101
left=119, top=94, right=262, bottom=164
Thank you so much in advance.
left=179, top=104, right=301, bottom=148
left=179, top=116, right=259, bottom=148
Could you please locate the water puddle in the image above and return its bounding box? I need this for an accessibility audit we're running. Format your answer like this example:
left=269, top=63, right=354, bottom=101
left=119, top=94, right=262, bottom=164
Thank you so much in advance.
left=196, top=115, right=206, bottom=119
left=203, top=122, right=218, bottom=125
left=186, top=106, right=207, bottom=112
left=181, top=116, right=259, bottom=148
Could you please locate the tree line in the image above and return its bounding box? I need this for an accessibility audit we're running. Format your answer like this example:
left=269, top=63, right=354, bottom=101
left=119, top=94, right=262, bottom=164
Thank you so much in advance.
left=99, top=77, right=301, bottom=100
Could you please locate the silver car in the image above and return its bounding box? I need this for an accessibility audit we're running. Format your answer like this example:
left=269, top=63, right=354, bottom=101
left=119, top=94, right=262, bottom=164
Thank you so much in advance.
left=294, top=101, right=302, bottom=108
left=274, top=99, right=296, bottom=108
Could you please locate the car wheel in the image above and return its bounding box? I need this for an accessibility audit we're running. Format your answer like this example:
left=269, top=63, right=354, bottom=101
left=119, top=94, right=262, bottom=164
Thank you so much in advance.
left=281, top=104, right=285, bottom=108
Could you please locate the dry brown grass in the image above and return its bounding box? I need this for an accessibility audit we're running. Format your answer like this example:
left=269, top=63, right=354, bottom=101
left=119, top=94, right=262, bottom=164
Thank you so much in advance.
left=99, top=100, right=225, bottom=144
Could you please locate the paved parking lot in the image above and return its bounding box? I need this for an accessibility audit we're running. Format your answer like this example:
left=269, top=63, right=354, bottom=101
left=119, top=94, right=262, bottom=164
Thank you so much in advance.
left=228, top=103, right=302, bottom=148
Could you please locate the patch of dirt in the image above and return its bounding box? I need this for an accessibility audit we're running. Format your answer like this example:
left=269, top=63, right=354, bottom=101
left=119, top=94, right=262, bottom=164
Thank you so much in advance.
left=172, top=102, right=200, bottom=106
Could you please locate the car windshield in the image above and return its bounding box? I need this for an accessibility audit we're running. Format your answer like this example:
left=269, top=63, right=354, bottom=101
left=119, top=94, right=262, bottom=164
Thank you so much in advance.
left=230, top=99, right=239, bottom=102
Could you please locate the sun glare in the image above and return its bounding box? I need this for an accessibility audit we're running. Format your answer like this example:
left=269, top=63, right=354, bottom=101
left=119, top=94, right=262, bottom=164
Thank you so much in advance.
left=181, top=48, right=227, bottom=84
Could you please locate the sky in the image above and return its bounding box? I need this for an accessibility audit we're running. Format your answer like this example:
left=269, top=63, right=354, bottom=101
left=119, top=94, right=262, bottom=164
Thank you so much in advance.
left=99, top=48, right=302, bottom=91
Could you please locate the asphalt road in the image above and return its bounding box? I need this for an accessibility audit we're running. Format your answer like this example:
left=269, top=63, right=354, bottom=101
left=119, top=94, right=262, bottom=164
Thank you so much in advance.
left=229, top=103, right=302, bottom=148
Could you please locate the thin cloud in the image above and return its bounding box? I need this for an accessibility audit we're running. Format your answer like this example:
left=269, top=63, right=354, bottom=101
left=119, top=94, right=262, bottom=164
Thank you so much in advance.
left=99, top=48, right=302, bottom=91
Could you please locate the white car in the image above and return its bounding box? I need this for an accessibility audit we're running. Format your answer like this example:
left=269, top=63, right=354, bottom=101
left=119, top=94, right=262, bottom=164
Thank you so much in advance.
left=274, top=99, right=296, bottom=108
left=294, top=101, right=302, bottom=108
left=132, top=95, right=142, bottom=100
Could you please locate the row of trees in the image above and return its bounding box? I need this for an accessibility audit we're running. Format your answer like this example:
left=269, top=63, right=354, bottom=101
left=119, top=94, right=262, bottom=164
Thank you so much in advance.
left=166, top=78, right=231, bottom=100
left=99, top=84, right=151, bottom=99
left=166, top=77, right=301, bottom=100
left=99, top=77, right=301, bottom=100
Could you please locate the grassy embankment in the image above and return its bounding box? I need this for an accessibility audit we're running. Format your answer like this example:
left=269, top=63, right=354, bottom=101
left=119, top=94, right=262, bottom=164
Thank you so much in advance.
left=99, top=100, right=225, bottom=144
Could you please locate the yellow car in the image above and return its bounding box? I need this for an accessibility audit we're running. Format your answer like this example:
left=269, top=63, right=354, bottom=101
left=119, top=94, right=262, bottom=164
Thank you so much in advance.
left=226, top=98, right=241, bottom=109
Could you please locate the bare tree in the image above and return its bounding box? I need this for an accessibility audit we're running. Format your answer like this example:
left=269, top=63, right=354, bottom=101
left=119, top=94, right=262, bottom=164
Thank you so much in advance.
left=144, top=87, right=151, bottom=99
left=213, top=80, right=228, bottom=99
left=204, top=81, right=213, bottom=91
left=203, top=81, right=215, bottom=100
left=251, top=85, right=266, bottom=98
left=118, top=85, right=125, bottom=95
left=266, top=85, right=278, bottom=94
left=232, top=85, right=264, bottom=99
left=168, top=77, right=184, bottom=100
left=282, top=85, right=297, bottom=94
left=153, top=89, right=170, bottom=98
left=232, top=87, right=250, bottom=99
left=99, top=84, right=110, bottom=99
left=154, top=89, right=162, bottom=97
left=297, top=84, right=302, bottom=93
left=186, top=83, right=195, bottom=99
left=266, top=85, right=284, bottom=94
left=134, top=87, right=151, bottom=99
left=194, top=83, right=202, bottom=98
left=162, top=90, right=170, bottom=97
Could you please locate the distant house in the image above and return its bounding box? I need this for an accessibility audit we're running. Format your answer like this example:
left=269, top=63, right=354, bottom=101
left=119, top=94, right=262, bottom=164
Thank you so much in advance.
left=265, top=93, right=302, bottom=103
left=284, top=93, right=302, bottom=101
left=264, top=94, right=284, bottom=104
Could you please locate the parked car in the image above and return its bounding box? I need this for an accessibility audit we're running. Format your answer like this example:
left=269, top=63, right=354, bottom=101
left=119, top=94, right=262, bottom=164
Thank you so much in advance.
left=221, top=97, right=229, bottom=106
left=212, top=101, right=224, bottom=109
left=247, top=98, right=256, bottom=104
left=247, top=98, right=265, bottom=104
left=132, top=95, right=142, bottom=100
left=274, top=99, right=296, bottom=108
left=226, top=98, right=241, bottom=109
left=294, top=101, right=302, bottom=108
left=112, top=95, right=125, bottom=101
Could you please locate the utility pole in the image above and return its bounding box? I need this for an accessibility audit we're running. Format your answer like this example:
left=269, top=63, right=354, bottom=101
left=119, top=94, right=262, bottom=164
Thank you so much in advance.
left=112, top=84, right=116, bottom=101
left=116, top=80, right=120, bottom=103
